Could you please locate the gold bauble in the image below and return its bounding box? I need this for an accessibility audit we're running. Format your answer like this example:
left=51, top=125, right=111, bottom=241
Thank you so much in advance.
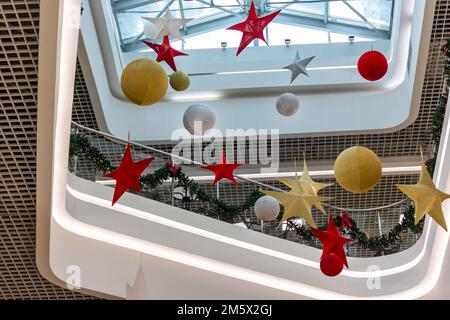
left=334, top=146, right=382, bottom=193
left=170, top=70, right=190, bottom=91
left=120, top=59, right=168, bottom=106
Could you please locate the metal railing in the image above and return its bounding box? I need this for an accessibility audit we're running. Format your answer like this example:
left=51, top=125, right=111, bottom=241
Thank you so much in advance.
left=69, top=120, right=417, bottom=257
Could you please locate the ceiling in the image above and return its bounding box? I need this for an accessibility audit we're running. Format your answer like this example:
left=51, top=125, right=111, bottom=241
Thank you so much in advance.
left=0, top=0, right=449, bottom=299
left=0, top=0, right=93, bottom=299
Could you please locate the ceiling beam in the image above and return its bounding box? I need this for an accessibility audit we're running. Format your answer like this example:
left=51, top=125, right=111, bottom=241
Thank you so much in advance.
left=112, top=0, right=163, bottom=13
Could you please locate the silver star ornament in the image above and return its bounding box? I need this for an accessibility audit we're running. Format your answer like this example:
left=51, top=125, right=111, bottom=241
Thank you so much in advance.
left=142, top=10, right=193, bottom=42
left=283, top=51, right=315, bottom=84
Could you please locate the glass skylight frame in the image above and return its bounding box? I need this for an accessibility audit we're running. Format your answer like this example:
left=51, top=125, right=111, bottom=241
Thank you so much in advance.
left=111, top=0, right=395, bottom=52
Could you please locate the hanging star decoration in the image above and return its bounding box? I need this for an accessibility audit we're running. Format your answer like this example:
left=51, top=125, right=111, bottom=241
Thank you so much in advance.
left=143, top=36, right=188, bottom=72
left=104, top=144, right=155, bottom=206
left=262, top=161, right=333, bottom=228
left=142, top=10, right=193, bottom=42
left=396, top=164, right=450, bottom=231
left=126, top=266, right=151, bottom=300
left=311, top=215, right=351, bottom=268
left=200, top=154, right=242, bottom=187
left=226, top=1, right=281, bottom=56
left=283, top=50, right=315, bottom=84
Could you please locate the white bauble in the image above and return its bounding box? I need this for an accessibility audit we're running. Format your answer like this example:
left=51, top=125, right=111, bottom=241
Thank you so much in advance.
left=183, top=104, right=216, bottom=135
left=276, top=93, right=299, bottom=117
left=254, top=196, right=280, bottom=222
left=143, top=22, right=159, bottom=39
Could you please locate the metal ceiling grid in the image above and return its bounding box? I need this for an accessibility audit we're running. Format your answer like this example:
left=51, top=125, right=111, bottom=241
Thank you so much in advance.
left=0, top=0, right=93, bottom=299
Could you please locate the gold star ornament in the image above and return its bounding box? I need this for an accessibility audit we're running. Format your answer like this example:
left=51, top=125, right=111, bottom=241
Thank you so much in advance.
left=262, top=161, right=333, bottom=228
left=396, top=165, right=450, bottom=231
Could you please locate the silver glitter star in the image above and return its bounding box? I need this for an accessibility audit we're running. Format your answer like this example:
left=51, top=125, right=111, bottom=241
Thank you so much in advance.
left=282, top=51, right=315, bottom=84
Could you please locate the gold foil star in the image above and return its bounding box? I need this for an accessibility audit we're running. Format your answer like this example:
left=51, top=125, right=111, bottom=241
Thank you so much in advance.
left=396, top=165, right=450, bottom=231
left=262, top=190, right=330, bottom=228
left=262, top=161, right=333, bottom=228
left=278, top=160, right=333, bottom=213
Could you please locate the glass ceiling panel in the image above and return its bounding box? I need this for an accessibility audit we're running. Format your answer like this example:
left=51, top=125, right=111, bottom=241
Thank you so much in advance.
left=111, top=0, right=394, bottom=52
left=164, top=22, right=371, bottom=51
left=267, top=1, right=326, bottom=15
left=329, top=0, right=392, bottom=30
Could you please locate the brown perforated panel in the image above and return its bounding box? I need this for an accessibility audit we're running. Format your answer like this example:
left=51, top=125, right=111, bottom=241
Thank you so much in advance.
left=0, top=0, right=92, bottom=299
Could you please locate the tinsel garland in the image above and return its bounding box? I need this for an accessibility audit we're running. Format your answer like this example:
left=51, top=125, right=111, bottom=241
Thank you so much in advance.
left=69, top=36, right=450, bottom=254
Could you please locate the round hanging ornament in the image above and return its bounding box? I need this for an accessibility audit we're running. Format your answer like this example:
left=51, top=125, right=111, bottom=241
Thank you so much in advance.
left=170, top=71, right=190, bottom=92
left=254, top=195, right=280, bottom=222
left=334, top=146, right=382, bottom=194
left=120, top=59, right=168, bottom=106
left=357, top=50, right=388, bottom=81
left=320, top=253, right=344, bottom=277
left=183, top=104, right=216, bottom=135
left=276, top=93, right=300, bottom=117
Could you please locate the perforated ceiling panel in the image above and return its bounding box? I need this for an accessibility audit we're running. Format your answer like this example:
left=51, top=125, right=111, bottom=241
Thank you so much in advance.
left=0, top=0, right=92, bottom=299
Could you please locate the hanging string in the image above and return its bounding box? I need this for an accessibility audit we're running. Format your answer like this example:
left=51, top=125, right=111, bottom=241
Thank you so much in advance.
left=322, top=198, right=409, bottom=213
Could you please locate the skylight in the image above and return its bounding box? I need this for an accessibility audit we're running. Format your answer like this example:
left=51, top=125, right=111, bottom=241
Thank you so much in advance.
left=111, top=0, right=394, bottom=52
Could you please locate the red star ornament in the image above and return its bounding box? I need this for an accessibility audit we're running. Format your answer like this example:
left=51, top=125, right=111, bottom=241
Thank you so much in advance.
left=143, top=36, right=188, bottom=72
left=227, top=1, right=280, bottom=56
left=311, top=215, right=351, bottom=268
left=200, top=154, right=242, bottom=187
left=104, top=144, right=155, bottom=206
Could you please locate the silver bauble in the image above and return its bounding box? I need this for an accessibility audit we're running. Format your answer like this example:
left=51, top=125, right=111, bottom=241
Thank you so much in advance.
left=183, top=104, right=216, bottom=135
left=276, top=93, right=299, bottom=117
left=254, top=196, right=280, bottom=222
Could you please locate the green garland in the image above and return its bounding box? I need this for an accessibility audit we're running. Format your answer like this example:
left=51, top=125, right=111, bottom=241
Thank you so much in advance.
left=68, top=133, right=263, bottom=223
left=69, top=36, right=450, bottom=255
left=67, top=131, right=425, bottom=254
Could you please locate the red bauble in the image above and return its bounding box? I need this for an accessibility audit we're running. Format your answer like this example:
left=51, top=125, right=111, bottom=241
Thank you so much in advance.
left=320, top=253, right=344, bottom=277
left=357, top=50, right=388, bottom=81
